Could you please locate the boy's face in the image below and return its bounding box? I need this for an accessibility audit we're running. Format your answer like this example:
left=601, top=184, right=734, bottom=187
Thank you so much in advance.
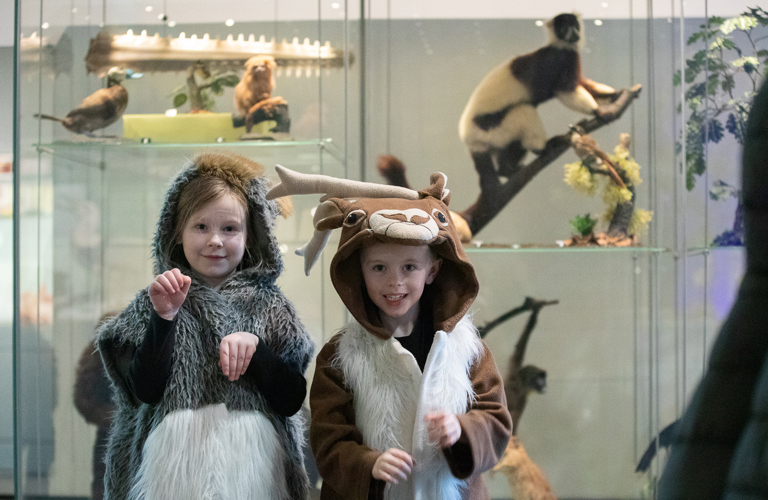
left=360, top=242, right=441, bottom=325
left=182, top=192, right=247, bottom=287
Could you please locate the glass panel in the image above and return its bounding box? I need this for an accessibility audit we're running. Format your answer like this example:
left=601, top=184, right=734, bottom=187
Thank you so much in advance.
left=14, top=0, right=351, bottom=496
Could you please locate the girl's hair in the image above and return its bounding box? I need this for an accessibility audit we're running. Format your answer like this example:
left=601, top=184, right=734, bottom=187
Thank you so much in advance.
left=169, top=153, right=263, bottom=269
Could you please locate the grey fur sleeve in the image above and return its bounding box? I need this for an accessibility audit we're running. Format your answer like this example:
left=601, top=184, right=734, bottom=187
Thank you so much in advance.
left=96, top=290, right=153, bottom=405
left=260, top=288, right=315, bottom=374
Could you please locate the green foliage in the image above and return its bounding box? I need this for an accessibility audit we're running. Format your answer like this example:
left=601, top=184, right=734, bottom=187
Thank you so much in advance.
left=570, top=214, right=598, bottom=237
left=170, top=70, right=240, bottom=112
left=676, top=6, right=767, bottom=190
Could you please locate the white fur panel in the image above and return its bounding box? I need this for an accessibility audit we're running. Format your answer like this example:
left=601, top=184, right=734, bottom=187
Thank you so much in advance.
left=335, top=317, right=483, bottom=500
left=131, top=404, right=288, bottom=500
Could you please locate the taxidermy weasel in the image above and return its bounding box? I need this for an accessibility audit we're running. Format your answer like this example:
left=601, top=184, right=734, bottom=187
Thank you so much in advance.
left=35, top=67, right=139, bottom=136
left=493, top=436, right=558, bottom=500
left=458, top=12, right=618, bottom=175
left=235, top=55, right=287, bottom=132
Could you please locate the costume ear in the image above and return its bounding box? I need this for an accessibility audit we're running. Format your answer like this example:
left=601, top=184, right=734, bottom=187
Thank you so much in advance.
left=295, top=200, right=345, bottom=275
left=419, top=172, right=451, bottom=206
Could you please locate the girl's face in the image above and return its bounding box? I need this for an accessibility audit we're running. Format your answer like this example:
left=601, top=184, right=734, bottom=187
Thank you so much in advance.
left=181, top=192, right=247, bottom=287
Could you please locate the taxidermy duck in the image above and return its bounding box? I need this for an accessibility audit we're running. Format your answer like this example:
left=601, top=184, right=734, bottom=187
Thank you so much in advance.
left=35, top=67, right=141, bottom=136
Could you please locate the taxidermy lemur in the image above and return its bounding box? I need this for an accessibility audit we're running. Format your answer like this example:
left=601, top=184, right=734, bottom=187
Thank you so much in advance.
left=235, top=55, right=288, bottom=132
left=35, top=67, right=140, bottom=136
left=458, top=13, right=619, bottom=177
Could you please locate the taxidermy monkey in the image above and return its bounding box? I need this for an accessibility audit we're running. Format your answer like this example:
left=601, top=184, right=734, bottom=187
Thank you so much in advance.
left=235, top=55, right=287, bottom=132
left=479, top=297, right=557, bottom=434
left=493, top=436, right=557, bottom=500
left=35, top=67, right=139, bottom=136
left=458, top=13, right=619, bottom=176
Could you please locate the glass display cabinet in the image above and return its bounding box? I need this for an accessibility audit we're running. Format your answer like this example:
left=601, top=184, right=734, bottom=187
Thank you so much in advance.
left=10, top=0, right=756, bottom=498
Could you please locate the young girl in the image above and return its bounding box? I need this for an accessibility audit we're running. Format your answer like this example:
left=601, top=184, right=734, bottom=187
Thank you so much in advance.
left=98, top=152, right=314, bottom=500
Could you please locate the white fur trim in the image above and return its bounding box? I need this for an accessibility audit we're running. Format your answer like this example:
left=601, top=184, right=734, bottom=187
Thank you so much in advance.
left=130, top=403, right=288, bottom=500
left=335, top=316, right=483, bottom=500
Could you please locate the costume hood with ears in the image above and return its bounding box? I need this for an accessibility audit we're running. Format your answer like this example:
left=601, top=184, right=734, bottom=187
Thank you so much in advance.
left=267, top=165, right=479, bottom=339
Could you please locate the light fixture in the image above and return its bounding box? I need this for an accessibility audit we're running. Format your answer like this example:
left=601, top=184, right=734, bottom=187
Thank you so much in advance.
left=168, top=20, right=177, bottom=27
left=594, top=19, right=603, bottom=26
left=601, top=2, right=609, bottom=7
left=535, top=20, right=544, bottom=27
left=225, top=19, right=235, bottom=27
left=41, top=22, right=50, bottom=29
left=331, top=2, right=340, bottom=8
left=145, top=5, right=153, bottom=12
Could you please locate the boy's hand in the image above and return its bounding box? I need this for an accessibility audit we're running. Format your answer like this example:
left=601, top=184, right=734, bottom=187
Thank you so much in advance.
left=425, top=411, right=461, bottom=448
left=149, top=269, right=191, bottom=321
left=219, top=332, right=259, bottom=381
left=372, top=448, right=414, bottom=484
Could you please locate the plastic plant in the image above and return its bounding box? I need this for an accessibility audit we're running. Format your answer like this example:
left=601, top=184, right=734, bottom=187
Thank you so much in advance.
left=563, top=133, right=652, bottom=245
left=171, top=62, right=240, bottom=113
left=675, top=7, right=767, bottom=190
left=569, top=214, right=598, bottom=237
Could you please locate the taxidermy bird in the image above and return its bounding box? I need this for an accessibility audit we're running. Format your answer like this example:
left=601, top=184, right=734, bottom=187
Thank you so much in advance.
left=234, top=55, right=287, bottom=133
left=458, top=12, right=619, bottom=177
left=35, top=67, right=140, bottom=136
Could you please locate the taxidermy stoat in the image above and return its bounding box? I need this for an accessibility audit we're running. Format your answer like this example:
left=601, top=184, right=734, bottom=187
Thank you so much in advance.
left=458, top=13, right=618, bottom=174
left=34, top=67, right=135, bottom=136
left=493, top=436, right=557, bottom=500
left=235, top=55, right=287, bottom=132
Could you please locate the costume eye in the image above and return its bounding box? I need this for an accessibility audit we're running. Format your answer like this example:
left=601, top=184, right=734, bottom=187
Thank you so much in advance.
left=431, top=208, right=449, bottom=227
left=344, top=209, right=367, bottom=227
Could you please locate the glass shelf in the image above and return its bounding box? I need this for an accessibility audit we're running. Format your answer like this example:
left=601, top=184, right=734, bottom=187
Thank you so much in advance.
left=464, top=244, right=669, bottom=254
left=34, top=137, right=344, bottom=172
left=687, top=245, right=746, bottom=256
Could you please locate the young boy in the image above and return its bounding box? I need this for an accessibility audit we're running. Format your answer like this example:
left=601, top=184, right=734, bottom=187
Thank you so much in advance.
left=267, top=167, right=512, bottom=500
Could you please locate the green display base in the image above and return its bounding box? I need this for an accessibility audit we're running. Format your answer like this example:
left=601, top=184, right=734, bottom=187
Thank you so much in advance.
left=122, top=112, right=273, bottom=143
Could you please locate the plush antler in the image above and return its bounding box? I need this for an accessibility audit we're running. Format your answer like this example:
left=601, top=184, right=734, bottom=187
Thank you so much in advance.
left=294, top=200, right=344, bottom=275
left=266, top=164, right=420, bottom=202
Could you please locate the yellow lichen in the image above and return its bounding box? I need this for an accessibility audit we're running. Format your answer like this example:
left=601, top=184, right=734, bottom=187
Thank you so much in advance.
left=564, top=161, right=597, bottom=196
left=628, top=209, right=654, bottom=236
left=603, top=184, right=633, bottom=207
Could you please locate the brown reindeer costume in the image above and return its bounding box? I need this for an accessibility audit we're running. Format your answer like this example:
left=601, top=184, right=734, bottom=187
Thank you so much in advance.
left=267, top=167, right=512, bottom=500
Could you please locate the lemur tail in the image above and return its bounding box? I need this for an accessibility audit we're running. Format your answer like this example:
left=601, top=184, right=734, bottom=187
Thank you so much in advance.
left=34, top=114, right=63, bottom=122
left=376, top=154, right=412, bottom=189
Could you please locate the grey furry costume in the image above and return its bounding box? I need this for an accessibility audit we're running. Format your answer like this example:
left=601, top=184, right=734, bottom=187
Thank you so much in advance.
left=98, top=153, right=314, bottom=500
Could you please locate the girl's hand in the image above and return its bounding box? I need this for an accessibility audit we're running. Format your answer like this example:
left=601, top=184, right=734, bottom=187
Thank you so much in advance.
left=148, top=269, right=191, bottom=321
left=372, top=448, right=414, bottom=484
left=425, top=411, right=461, bottom=448
left=219, top=332, right=259, bottom=381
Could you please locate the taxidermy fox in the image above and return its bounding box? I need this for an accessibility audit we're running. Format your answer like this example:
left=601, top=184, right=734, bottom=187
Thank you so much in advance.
left=35, top=67, right=140, bottom=136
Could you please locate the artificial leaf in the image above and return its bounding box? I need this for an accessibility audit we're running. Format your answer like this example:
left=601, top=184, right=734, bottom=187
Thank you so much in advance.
left=733, top=56, right=759, bottom=68
left=673, top=70, right=682, bottom=86
left=173, top=93, right=187, bottom=108
left=707, top=119, right=725, bottom=143
left=720, top=15, right=758, bottom=35
left=219, top=74, right=240, bottom=87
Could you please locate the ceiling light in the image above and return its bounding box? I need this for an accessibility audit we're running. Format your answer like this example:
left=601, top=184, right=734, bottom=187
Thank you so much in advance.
left=594, top=19, right=603, bottom=26
left=167, top=20, right=176, bottom=27
left=535, top=20, right=544, bottom=26
left=145, top=5, right=153, bottom=12
left=41, top=22, right=50, bottom=29
left=225, top=19, right=235, bottom=26
left=331, top=2, right=340, bottom=8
